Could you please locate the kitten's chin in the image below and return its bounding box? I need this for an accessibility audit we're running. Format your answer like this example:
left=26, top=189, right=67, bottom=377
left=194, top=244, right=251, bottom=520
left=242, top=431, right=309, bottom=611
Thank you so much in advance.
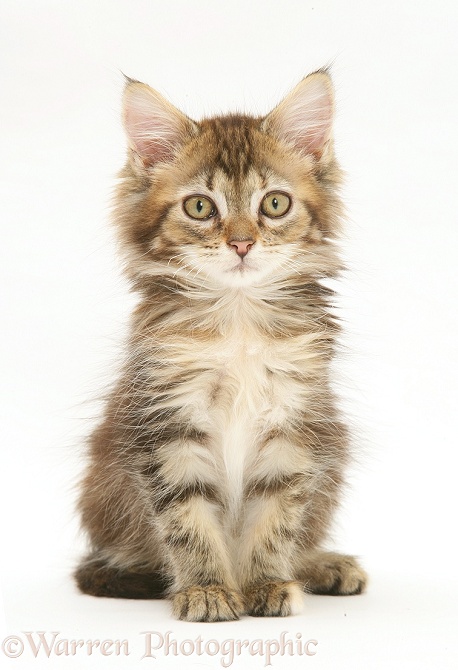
left=217, top=262, right=270, bottom=288
left=230, top=259, right=255, bottom=275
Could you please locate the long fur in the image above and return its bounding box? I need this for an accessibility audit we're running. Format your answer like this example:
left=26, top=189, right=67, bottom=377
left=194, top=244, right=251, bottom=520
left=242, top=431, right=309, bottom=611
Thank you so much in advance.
left=74, top=71, right=367, bottom=621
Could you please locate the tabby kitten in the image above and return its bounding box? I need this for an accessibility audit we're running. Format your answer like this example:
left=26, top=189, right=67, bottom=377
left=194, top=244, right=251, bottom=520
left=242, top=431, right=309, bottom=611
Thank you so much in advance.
left=75, top=70, right=367, bottom=622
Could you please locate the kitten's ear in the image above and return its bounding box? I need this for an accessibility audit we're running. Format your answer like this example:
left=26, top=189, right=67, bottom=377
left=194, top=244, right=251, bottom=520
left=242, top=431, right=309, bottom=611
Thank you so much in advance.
left=122, top=78, right=197, bottom=168
left=262, top=71, right=334, bottom=162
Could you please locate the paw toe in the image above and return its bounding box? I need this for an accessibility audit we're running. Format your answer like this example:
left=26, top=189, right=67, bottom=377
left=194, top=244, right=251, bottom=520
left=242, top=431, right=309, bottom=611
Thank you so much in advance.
left=245, top=581, right=304, bottom=617
left=306, top=554, right=367, bottom=596
left=172, top=586, right=244, bottom=622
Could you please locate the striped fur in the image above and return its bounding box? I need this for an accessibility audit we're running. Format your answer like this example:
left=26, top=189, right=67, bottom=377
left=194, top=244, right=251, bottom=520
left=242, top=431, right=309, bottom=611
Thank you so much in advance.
left=75, top=71, right=367, bottom=621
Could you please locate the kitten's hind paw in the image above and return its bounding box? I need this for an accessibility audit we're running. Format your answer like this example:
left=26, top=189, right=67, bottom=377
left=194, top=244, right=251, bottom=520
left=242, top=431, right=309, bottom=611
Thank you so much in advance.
left=302, top=552, right=367, bottom=595
left=172, top=586, right=245, bottom=622
left=245, top=581, right=304, bottom=617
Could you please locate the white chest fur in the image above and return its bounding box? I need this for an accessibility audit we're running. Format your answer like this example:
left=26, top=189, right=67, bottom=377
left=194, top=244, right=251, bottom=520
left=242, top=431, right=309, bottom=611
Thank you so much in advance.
left=213, top=331, right=283, bottom=514
left=174, top=324, right=315, bottom=516
left=148, top=290, right=322, bottom=516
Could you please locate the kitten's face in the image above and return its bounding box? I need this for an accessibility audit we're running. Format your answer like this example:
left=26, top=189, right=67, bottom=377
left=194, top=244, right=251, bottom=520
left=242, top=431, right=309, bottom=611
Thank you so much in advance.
left=117, top=74, right=342, bottom=289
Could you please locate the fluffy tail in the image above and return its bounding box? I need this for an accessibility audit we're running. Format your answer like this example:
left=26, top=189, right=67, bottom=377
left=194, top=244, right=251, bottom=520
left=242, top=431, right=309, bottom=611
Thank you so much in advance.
left=75, top=556, right=168, bottom=599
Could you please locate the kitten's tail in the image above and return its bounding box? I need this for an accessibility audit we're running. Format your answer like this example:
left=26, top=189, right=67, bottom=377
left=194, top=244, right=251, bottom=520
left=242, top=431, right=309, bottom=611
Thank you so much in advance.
left=74, top=555, right=168, bottom=599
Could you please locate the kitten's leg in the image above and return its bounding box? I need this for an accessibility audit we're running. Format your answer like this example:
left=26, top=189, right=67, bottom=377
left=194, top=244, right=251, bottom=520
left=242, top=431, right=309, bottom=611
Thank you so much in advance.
left=157, top=496, right=245, bottom=621
left=237, top=435, right=313, bottom=616
left=237, top=475, right=306, bottom=617
left=78, top=411, right=243, bottom=620
left=150, top=440, right=245, bottom=622
left=297, top=550, right=367, bottom=595
left=238, top=431, right=351, bottom=617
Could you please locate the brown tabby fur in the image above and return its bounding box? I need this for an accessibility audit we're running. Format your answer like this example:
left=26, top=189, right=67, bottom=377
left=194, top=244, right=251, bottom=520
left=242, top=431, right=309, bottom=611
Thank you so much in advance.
left=75, top=70, right=367, bottom=621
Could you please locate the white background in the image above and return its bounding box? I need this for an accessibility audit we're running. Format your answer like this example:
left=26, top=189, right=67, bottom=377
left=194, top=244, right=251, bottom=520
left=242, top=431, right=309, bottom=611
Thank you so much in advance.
left=1, top=1, right=458, bottom=668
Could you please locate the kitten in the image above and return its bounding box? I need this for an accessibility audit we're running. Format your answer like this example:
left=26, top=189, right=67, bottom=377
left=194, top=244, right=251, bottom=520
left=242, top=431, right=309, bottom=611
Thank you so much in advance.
left=75, top=70, right=367, bottom=622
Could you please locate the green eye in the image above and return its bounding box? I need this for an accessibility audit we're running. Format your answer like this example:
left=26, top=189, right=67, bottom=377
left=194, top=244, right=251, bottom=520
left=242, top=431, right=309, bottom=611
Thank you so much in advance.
left=260, top=192, right=291, bottom=218
left=183, top=196, right=216, bottom=220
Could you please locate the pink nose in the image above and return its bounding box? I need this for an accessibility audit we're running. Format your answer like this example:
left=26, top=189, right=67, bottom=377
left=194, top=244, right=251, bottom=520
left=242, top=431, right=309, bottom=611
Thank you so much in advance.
left=228, top=239, right=254, bottom=258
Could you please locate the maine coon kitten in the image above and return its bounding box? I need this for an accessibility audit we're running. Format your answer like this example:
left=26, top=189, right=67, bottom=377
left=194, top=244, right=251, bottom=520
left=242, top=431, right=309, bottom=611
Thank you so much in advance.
left=75, top=70, right=367, bottom=622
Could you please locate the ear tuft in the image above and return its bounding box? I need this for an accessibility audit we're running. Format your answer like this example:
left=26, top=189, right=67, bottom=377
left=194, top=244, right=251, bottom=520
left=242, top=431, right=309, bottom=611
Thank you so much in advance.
left=122, top=81, right=196, bottom=167
left=263, top=71, right=334, bottom=161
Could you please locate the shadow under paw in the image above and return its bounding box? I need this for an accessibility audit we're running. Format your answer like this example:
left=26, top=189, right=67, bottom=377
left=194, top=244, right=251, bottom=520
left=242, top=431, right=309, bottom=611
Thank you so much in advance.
left=245, top=581, right=304, bottom=617
left=172, top=586, right=245, bottom=622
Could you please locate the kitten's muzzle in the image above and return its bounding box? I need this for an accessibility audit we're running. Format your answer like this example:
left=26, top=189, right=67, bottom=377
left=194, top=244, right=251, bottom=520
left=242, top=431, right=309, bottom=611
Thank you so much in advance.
left=228, top=239, right=254, bottom=259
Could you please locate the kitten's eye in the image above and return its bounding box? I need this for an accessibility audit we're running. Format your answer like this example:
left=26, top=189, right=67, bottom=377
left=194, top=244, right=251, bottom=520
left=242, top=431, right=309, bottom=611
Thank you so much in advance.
left=260, top=192, right=291, bottom=218
left=183, top=196, right=216, bottom=220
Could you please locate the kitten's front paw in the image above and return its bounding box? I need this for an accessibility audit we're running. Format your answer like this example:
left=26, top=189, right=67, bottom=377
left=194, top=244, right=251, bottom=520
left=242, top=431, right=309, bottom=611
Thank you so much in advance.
left=172, top=586, right=245, bottom=622
left=245, top=581, right=304, bottom=617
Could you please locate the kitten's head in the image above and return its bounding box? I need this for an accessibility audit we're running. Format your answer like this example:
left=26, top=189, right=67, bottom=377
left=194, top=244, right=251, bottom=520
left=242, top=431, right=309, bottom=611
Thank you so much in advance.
left=116, top=71, right=343, bottom=291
